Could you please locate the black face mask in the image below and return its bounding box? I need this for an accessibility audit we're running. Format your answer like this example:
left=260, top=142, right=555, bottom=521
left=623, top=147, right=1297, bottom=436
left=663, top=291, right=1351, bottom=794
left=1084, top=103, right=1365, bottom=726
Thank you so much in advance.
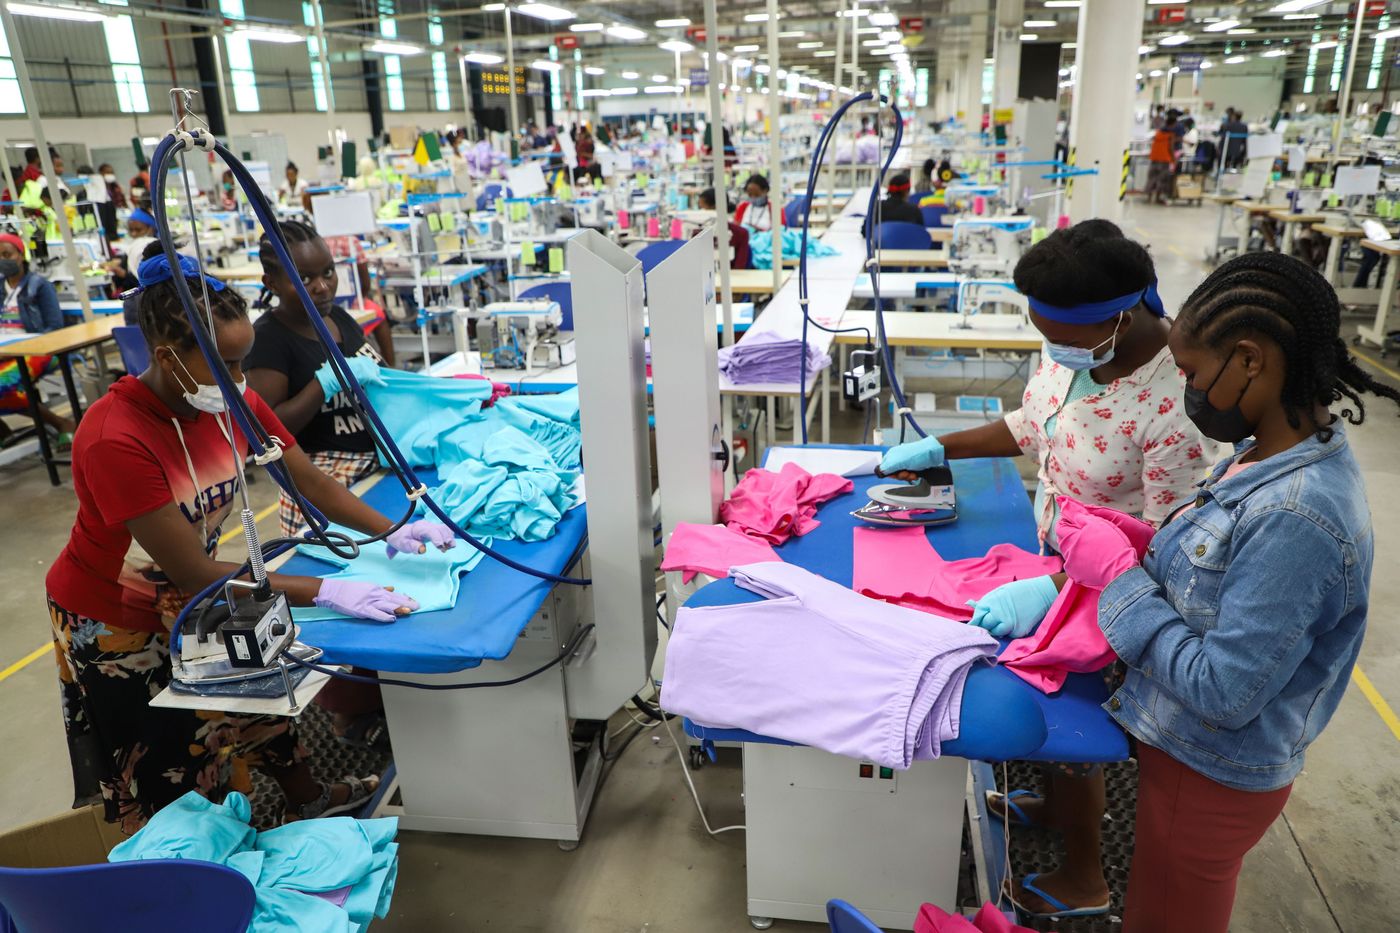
left=0, top=259, right=21, bottom=278
left=1184, top=346, right=1256, bottom=443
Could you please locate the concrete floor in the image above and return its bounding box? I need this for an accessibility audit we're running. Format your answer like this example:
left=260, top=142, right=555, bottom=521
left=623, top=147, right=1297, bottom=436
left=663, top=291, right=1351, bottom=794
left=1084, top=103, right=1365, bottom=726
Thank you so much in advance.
left=1, top=199, right=1398, bottom=932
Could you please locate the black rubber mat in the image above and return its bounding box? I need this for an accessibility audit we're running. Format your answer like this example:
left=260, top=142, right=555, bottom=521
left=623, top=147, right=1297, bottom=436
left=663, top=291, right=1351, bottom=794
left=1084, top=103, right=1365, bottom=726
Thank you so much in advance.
left=992, top=759, right=1139, bottom=932
left=248, top=704, right=391, bottom=829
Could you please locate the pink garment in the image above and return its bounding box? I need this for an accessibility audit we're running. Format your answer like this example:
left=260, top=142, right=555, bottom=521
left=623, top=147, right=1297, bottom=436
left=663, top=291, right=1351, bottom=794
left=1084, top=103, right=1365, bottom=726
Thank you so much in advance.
left=452, top=372, right=513, bottom=407
left=853, top=526, right=1062, bottom=621
left=915, top=902, right=1035, bottom=933
left=999, top=497, right=1154, bottom=693
left=661, top=522, right=783, bottom=584
left=719, top=462, right=853, bottom=545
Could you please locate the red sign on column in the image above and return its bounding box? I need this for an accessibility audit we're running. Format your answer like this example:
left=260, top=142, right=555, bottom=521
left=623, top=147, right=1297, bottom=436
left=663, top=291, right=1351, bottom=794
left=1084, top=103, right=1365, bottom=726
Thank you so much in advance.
left=687, top=26, right=707, bottom=42
left=557, top=33, right=579, bottom=49
left=899, top=17, right=924, bottom=32
left=1350, top=0, right=1389, bottom=16
left=1154, top=6, right=1186, bottom=24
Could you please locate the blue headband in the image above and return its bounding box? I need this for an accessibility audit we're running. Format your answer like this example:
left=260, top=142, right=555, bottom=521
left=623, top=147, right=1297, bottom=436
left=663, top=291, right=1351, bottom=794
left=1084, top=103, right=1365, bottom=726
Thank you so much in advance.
left=137, top=253, right=226, bottom=292
left=1027, top=281, right=1165, bottom=324
left=128, top=207, right=156, bottom=228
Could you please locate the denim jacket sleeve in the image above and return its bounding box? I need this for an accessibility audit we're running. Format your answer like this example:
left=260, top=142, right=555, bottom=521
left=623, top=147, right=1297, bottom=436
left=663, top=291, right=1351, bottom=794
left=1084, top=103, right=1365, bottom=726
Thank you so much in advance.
left=1098, top=507, right=1347, bottom=731
left=31, top=276, right=62, bottom=333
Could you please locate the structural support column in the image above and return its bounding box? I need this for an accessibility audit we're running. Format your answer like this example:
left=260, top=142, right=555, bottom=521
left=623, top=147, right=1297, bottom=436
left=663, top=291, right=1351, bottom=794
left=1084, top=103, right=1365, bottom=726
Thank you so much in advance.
left=703, top=0, right=734, bottom=350
left=959, top=0, right=989, bottom=129
left=310, top=0, right=338, bottom=152
left=1334, top=0, right=1367, bottom=156
left=504, top=6, right=520, bottom=151
left=1066, top=0, right=1144, bottom=223
left=766, top=0, right=782, bottom=294
left=992, top=0, right=1023, bottom=116
left=934, top=51, right=954, bottom=119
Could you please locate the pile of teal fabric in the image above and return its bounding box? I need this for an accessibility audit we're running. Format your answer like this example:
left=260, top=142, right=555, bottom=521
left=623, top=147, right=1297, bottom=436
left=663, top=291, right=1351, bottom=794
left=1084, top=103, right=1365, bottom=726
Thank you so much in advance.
left=108, top=791, right=397, bottom=933
left=748, top=228, right=839, bottom=270
left=363, top=369, right=583, bottom=542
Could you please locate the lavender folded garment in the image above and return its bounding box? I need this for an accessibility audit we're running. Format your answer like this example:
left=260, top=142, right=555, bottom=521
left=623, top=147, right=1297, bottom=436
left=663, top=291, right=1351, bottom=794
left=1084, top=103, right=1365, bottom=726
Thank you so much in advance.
left=661, top=562, right=997, bottom=770
left=717, top=330, right=833, bottom=386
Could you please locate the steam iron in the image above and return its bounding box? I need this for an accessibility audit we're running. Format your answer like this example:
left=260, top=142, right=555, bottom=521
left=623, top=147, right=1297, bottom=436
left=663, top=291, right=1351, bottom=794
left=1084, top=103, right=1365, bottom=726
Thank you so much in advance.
left=852, top=464, right=958, bottom=527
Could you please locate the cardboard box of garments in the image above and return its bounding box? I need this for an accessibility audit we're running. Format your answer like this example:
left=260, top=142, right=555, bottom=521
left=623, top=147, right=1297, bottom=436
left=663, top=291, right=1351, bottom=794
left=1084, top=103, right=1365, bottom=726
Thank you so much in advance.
left=0, top=805, right=124, bottom=868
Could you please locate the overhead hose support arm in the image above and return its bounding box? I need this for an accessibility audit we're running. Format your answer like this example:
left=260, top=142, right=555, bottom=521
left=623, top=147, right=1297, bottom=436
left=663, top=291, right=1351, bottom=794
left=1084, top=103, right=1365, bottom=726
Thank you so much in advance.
left=149, top=131, right=592, bottom=599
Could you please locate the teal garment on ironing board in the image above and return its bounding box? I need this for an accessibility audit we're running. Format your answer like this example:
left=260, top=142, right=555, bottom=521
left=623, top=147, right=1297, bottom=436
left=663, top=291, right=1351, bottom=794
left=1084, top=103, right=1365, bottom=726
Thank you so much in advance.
left=293, top=523, right=488, bottom=623
left=1034, top=368, right=1100, bottom=549
left=108, top=791, right=399, bottom=933
left=493, top=389, right=583, bottom=471
left=363, top=367, right=493, bottom=468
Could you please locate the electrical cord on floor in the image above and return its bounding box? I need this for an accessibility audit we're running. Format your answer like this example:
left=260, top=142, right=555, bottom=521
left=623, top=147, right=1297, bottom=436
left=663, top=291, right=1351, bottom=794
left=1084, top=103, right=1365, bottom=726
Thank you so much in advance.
left=286, top=624, right=593, bottom=691
left=655, top=591, right=670, bottom=632
left=660, top=707, right=745, bottom=836
left=630, top=692, right=675, bottom=723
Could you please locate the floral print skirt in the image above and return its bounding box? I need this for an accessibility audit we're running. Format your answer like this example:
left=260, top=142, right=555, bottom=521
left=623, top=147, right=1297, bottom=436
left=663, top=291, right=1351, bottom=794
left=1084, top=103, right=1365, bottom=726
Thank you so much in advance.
left=47, top=595, right=305, bottom=834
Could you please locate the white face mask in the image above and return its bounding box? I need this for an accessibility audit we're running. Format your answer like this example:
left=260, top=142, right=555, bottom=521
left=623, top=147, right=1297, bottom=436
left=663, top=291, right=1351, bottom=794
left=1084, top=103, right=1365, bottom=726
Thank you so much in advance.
left=102, top=173, right=117, bottom=183
left=168, top=351, right=245, bottom=414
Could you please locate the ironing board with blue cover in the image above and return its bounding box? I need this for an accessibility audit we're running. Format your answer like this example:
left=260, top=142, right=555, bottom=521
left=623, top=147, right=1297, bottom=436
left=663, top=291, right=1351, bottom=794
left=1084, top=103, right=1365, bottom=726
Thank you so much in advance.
left=681, top=446, right=1129, bottom=764
left=281, top=469, right=588, bottom=674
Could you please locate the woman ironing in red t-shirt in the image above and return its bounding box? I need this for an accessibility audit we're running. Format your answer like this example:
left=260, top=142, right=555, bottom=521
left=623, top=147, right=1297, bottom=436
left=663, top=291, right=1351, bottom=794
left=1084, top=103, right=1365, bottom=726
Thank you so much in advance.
left=44, top=253, right=453, bottom=832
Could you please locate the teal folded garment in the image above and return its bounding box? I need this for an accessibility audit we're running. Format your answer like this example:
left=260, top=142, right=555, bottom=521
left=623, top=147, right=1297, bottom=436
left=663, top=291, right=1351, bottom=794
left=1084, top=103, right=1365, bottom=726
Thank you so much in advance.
left=108, top=789, right=255, bottom=865
left=748, top=228, right=839, bottom=270
left=492, top=402, right=583, bottom=471
left=364, top=368, right=493, bottom=468
left=293, top=523, right=488, bottom=623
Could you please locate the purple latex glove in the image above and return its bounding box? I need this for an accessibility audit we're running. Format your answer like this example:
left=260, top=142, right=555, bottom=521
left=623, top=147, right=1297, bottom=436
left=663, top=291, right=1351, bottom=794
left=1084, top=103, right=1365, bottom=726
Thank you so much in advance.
left=384, top=520, right=457, bottom=559
left=313, top=579, right=419, bottom=622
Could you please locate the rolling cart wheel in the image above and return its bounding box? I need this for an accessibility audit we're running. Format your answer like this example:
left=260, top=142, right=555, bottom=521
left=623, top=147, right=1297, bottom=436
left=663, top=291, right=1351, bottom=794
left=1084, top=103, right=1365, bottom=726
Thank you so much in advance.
left=558, top=839, right=580, bottom=852
left=688, top=746, right=707, bottom=770
left=749, top=917, right=775, bottom=930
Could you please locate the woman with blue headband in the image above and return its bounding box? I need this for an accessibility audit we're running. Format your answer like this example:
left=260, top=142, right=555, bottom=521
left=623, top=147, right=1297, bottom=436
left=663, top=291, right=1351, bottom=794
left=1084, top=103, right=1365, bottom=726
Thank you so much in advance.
left=880, top=219, right=1214, bottom=919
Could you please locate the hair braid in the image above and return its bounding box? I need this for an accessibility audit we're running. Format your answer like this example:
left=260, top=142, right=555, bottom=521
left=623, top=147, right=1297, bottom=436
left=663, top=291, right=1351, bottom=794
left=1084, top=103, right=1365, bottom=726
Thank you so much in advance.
left=1178, top=251, right=1400, bottom=440
left=258, top=219, right=321, bottom=275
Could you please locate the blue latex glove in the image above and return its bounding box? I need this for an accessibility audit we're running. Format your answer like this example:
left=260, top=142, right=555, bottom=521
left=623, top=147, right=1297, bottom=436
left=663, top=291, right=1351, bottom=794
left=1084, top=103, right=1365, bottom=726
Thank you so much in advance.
left=384, top=519, right=457, bottom=559
left=879, top=435, right=946, bottom=475
left=966, top=575, right=1060, bottom=639
left=313, top=355, right=385, bottom=403
left=313, top=579, right=419, bottom=622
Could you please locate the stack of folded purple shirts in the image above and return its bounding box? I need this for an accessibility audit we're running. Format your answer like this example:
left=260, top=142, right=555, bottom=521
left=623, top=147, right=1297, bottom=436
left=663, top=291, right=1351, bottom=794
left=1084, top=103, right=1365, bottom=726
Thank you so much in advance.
left=717, top=330, right=833, bottom=386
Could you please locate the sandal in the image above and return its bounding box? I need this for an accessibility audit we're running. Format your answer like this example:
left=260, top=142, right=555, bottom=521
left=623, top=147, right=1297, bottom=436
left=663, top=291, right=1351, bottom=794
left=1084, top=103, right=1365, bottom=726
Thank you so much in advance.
left=289, top=774, right=380, bottom=821
left=1011, top=873, right=1110, bottom=919
left=985, top=788, right=1042, bottom=827
left=335, top=713, right=391, bottom=753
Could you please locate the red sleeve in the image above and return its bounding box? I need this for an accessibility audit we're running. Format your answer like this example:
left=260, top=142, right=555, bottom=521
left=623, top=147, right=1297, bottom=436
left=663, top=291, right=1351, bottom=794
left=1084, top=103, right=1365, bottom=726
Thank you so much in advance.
left=245, top=388, right=298, bottom=452
left=83, top=434, right=176, bottom=526
left=734, top=201, right=749, bottom=225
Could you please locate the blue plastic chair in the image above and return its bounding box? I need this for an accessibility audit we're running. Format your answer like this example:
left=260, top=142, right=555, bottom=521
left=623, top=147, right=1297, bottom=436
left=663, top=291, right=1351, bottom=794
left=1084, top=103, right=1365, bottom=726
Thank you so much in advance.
left=112, top=325, right=150, bottom=374
left=873, top=221, right=933, bottom=251
left=827, top=899, right=885, bottom=933
left=784, top=194, right=811, bottom=227
left=636, top=239, right=688, bottom=274
left=0, top=859, right=255, bottom=933
left=518, top=282, right=574, bottom=331
left=921, top=203, right=949, bottom=230
left=476, top=183, right=511, bottom=212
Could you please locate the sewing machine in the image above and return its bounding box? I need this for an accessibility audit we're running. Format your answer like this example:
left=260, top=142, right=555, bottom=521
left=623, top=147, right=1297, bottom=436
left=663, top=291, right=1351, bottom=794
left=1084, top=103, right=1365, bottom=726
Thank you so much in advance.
left=476, top=299, right=571, bottom=373
left=949, top=216, right=1034, bottom=277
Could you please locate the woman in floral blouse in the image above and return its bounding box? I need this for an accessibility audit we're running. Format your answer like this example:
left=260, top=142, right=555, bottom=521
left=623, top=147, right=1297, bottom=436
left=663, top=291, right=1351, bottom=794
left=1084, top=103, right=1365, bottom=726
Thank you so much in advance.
left=879, top=219, right=1213, bottom=918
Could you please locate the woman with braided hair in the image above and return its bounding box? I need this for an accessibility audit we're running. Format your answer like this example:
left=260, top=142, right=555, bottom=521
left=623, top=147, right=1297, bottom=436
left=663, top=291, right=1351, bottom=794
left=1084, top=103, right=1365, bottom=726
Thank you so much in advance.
left=1084, top=251, right=1398, bottom=931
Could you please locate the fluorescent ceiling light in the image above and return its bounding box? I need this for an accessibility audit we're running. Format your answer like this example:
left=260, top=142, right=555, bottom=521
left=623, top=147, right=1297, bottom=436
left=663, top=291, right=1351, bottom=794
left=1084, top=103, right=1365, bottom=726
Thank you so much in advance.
left=570, top=22, right=604, bottom=31
left=856, top=26, right=881, bottom=33
left=606, top=24, right=646, bottom=39
left=1139, top=44, right=1154, bottom=53
left=1270, top=0, right=1327, bottom=11
left=463, top=50, right=505, bottom=63
left=1020, top=34, right=1038, bottom=41
left=9, top=2, right=108, bottom=22
left=611, top=86, right=639, bottom=94
left=1311, top=40, right=1338, bottom=50
left=879, top=30, right=901, bottom=41
left=754, top=63, right=771, bottom=73
left=731, top=58, right=752, bottom=67
left=868, top=11, right=898, bottom=26
left=1149, top=69, right=1163, bottom=76
left=1023, top=20, right=1056, bottom=28
left=1198, top=60, right=1213, bottom=69
left=813, top=49, right=836, bottom=57
left=621, top=70, right=640, bottom=78
left=797, top=41, right=823, bottom=48
left=1058, top=68, right=1071, bottom=76
left=659, top=39, right=693, bottom=52
left=651, top=73, right=669, bottom=81
left=1282, top=13, right=1319, bottom=19
left=531, top=59, right=564, bottom=70
left=1227, top=27, right=1257, bottom=34
left=1260, top=48, right=1289, bottom=57
left=734, top=44, right=759, bottom=51
left=655, top=17, right=690, bottom=27
left=237, top=27, right=304, bottom=43
left=583, top=65, right=605, bottom=74
left=1169, top=66, right=1180, bottom=73
left=863, top=39, right=887, bottom=46
left=1135, top=72, right=1143, bottom=79
left=744, top=12, right=778, bottom=21
left=480, top=3, right=506, bottom=10
left=1376, top=26, right=1400, bottom=41
left=1044, top=1, right=1080, bottom=6
left=984, top=57, right=995, bottom=64
left=1224, top=55, right=1247, bottom=63
left=1159, top=33, right=1191, bottom=46
left=580, top=88, right=611, bottom=96
left=645, top=85, right=680, bottom=93
left=368, top=40, right=423, bottom=55
left=1064, top=42, right=1077, bottom=48
left=1203, top=20, right=1239, bottom=32
left=516, top=2, right=575, bottom=21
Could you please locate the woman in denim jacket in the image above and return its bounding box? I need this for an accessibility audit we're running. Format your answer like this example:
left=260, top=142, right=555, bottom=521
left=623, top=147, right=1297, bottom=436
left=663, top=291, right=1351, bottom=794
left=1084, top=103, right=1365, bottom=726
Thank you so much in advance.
left=0, top=232, right=75, bottom=447
left=1090, top=252, right=1400, bottom=932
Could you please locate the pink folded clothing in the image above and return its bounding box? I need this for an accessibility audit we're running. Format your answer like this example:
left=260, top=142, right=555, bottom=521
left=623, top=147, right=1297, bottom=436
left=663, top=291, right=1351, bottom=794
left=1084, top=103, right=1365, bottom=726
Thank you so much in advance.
left=452, top=372, right=513, bottom=407
left=999, top=497, right=1154, bottom=693
left=719, top=462, right=853, bottom=545
left=915, top=902, right=1035, bottom=933
left=661, top=522, right=783, bottom=583
left=853, top=526, right=1063, bottom=621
